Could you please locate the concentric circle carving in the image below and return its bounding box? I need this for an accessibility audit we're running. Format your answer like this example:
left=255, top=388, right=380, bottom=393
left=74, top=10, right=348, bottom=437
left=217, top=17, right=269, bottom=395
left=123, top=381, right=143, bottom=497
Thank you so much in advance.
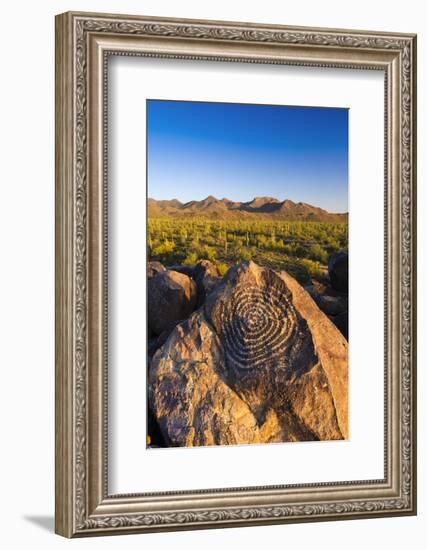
left=220, top=282, right=298, bottom=370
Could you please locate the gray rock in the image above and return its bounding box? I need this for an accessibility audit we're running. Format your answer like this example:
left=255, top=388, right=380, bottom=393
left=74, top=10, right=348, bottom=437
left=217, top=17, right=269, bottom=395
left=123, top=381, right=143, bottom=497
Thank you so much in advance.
left=167, top=264, right=196, bottom=278
left=328, top=252, right=348, bottom=292
left=315, top=294, right=348, bottom=316
left=194, top=260, right=221, bottom=307
left=147, top=270, right=197, bottom=335
left=331, top=311, right=348, bottom=340
left=147, top=261, right=166, bottom=279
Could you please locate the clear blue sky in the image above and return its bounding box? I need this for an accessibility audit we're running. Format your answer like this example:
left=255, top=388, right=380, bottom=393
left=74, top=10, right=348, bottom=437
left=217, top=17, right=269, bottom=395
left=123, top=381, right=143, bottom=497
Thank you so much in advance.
left=147, top=100, right=348, bottom=213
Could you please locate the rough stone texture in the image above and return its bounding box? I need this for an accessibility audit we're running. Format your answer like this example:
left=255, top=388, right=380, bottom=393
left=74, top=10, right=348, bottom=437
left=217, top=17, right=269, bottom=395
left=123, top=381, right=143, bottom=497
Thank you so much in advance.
left=147, top=260, right=166, bottom=279
left=315, top=294, right=348, bottom=316
left=280, top=271, right=348, bottom=439
left=167, top=264, right=196, bottom=278
left=304, top=278, right=348, bottom=341
left=194, top=260, right=221, bottom=307
left=328, top=252, right=348, bottom=292
left=331, top=311, right=349, bottom=340
left=149, top=313, right=285, bottom=446
left=147, top=270, right=197, bottom=335
left=149, top=261, right=348, bottom=446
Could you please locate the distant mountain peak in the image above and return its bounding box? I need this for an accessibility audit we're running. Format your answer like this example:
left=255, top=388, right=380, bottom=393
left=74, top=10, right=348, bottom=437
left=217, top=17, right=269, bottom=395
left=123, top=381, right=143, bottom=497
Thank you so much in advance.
left=148, top=196, right=347, bottom=222
left=201, top=195, right=219, bottom=204
left=247, top=196, right=280, bottom=208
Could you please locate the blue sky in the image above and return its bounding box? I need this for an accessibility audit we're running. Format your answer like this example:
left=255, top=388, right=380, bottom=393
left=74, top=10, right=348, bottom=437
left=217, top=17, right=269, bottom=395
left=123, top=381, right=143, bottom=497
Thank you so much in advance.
left=147, top=100, right=348, bottom=213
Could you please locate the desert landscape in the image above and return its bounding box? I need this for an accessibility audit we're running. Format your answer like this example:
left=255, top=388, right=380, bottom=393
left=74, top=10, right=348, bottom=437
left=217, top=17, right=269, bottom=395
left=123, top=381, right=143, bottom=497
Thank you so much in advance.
left=146, top=196, right=349, bottom=448
left=146, top=99, right=348, bottom=448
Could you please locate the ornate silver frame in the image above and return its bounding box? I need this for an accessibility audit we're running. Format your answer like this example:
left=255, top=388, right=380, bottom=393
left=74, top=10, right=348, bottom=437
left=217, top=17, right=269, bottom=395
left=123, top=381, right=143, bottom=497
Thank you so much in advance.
left=55, top=11, right=417, bottom=537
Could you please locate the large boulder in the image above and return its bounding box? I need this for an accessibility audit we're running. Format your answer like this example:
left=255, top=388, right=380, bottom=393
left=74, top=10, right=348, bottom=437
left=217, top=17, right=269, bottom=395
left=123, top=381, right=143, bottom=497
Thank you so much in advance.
left=331, top=311, right=348, bottom=340
left=149, top=261, right=348, bottom=446
left=148, top=270, right=197, bottom=335
left=328, top=252, right=348, bottom=292
left=279, top=271, right=348, bottom=440
left=167, top=264, right=196, bottom=278
left=315, top=294, right=347, bottom=316
left=193, top=260, right=221, bottom=307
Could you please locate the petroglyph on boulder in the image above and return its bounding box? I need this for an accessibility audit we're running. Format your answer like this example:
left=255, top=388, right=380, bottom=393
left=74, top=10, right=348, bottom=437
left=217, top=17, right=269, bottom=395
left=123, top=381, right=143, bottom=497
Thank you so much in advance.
left=149, top=261, right=348, bottom=446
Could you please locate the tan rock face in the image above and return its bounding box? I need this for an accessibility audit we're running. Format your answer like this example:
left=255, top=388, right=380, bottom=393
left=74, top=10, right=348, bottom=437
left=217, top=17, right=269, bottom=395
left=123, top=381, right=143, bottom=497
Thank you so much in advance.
left=193, top=260, right=221, bottom=307
left=149, top=261, right=348, bottom=446
left=150, top=313, right=263, bottom=446
left=280, top=271, right=348, bottom=439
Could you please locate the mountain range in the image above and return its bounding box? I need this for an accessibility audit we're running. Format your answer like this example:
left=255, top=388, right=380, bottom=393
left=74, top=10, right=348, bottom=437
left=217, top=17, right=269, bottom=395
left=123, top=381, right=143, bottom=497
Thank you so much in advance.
left=148, top=196, right=348, bottom=222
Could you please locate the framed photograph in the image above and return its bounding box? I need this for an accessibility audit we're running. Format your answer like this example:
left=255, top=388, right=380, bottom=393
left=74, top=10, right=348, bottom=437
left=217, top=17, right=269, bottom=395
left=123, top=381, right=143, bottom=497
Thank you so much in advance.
left=55, top=11, right=417, bottom=537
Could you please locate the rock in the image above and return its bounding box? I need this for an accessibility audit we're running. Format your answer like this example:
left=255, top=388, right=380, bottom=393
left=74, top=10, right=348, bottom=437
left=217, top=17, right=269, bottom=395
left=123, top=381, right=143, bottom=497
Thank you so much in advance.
left=149, top=261, right=348, bottom=446
left=279, top=271, right=348, bottom=440
left=149, top=314, right=275, bottom=446
left=315, top=294, right=348, bottom=316
left=304, top=280, right=347, bottom=316
left=149, top=313, right=311, bottom=446
left=168, top=264, right=196, bottom=278
left=193, top=260, right=221, bottom=307
left=147, top=261, right=166, bottom=279
left=148, top=337, right=159, bottom=359
left=331, top=311, right=348, bottom=340
left=148, top=270, right=197, bottom=335
left=328, top=252, right=348, bottom=292
left=148, top=321, right=181, bottom=360
left=304, top=281, right=327, bottom=299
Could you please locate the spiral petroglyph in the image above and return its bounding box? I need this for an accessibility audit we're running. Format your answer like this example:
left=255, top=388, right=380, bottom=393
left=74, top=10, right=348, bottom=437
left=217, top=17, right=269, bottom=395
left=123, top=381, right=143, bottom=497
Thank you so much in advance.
left=203, top=263, right=321, bottom=419
left=219, top=281, right=298, bottom=371
left=149, top=262, right=348, bottom=446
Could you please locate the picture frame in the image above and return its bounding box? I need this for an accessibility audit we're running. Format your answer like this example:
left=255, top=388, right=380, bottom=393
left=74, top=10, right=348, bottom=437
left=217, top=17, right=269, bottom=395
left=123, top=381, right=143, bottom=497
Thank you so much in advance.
left=55, top=11, right=417, bottom=537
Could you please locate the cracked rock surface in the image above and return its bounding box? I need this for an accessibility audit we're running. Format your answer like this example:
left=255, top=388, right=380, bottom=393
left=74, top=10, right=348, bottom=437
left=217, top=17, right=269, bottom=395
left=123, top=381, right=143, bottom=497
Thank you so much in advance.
left=148, top=261, right=348, bottom=447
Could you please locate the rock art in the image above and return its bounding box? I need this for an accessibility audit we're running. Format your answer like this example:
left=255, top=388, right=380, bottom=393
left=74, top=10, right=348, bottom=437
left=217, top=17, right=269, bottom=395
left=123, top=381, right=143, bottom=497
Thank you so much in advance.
left=149, top=261, right=348, bottom=446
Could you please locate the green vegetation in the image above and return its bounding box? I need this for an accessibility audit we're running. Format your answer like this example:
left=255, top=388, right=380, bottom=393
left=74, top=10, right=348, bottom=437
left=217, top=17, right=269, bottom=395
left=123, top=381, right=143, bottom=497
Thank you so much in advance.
left=148, top=218, right=348, bottom=284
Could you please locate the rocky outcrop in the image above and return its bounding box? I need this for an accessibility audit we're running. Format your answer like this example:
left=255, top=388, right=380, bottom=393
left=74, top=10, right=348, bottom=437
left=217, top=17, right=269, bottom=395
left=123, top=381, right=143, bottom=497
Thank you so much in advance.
left=167, top=264, right=196, bottom=278
left=328, top=252, right=348, bottom=292
left=313, top=294, right=347, bottom=316
left=148, top=270, right=197, bottom=335
left=305, top=260, right=349, bottom=340
left=147, top=260, right=166, bottom=279
left=331, top=311, right=348, bottom=340
left=193, top=260, right=221, bottom=307
left=149, top=261, right=348, bottom=447
left=279, top=271, right=348, bottom=441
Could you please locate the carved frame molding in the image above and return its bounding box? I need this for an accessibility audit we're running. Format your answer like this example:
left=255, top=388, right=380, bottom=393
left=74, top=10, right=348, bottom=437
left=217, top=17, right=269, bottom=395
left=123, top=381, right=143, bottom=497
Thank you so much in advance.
left=55, top=11, right=416, bottom=537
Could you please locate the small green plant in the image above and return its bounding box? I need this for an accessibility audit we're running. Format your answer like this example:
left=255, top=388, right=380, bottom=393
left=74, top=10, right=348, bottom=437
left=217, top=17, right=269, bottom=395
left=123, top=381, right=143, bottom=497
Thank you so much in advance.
left=216, top=262, right=229, bottom=277
left=199, top=245, right=217, bottom=262
left=183, top=251, right=199, bottom=265
left=300, top=258, right=324, bottom=281
left=236, top=247, right=252, bottom=261
left=308, top=243, right=328, bottom=263
left=151, top=240, right=175, bottom=257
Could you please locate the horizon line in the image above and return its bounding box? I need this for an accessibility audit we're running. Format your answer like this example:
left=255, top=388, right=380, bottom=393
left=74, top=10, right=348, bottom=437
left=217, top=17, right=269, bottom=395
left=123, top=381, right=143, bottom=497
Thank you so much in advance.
left=147, top=195, right=348, bottom=214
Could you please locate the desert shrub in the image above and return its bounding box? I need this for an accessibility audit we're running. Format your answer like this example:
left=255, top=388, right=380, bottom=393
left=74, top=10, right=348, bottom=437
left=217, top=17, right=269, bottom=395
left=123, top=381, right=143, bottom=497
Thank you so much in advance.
left=300, top=258, right=324, bottom=281
left=308, top=243, right=328, bottom=263
left=197, top=245, right=217, bottom=262
left=151, top=240, right=175, bottom=257
left=183, top=251, right=198, bottom=265
left=236, top=247, right=252, bottom=261
left=256, top=234, right=269, bottom=249
left=147, top=218, right=347, bottom=276
left=216, top=262, right=229, bottom=277
left=286, top=242, right=307, bottom=258
left=274, top=238, right=286, bottom=250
